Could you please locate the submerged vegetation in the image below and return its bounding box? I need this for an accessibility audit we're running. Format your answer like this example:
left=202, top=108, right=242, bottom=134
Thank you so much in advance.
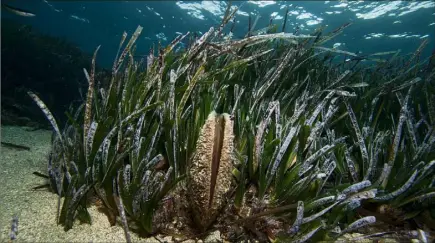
left=29, top=5, right=435, bottom=242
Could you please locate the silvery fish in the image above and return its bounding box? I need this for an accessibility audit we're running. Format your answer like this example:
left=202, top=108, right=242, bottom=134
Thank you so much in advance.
left=2, top=3, right=35, bottom=17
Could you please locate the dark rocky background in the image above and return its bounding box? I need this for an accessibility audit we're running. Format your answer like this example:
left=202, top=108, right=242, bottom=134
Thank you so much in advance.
left=1, top=19, right=108, bottom=128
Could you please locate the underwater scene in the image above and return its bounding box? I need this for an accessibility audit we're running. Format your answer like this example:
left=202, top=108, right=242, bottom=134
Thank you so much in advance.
left=1, top=0, right=435, bottom=242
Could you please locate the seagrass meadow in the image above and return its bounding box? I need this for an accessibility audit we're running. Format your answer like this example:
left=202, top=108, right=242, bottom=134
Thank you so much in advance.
left=22, top=5, right=435, bottom=243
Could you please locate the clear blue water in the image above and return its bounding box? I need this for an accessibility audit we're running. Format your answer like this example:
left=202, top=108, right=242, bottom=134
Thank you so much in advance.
left=2, top=0, right=434, bottom=68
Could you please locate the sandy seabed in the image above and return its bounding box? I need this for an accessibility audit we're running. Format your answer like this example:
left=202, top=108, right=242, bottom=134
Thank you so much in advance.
left=0, top=126, right=161, bottom=243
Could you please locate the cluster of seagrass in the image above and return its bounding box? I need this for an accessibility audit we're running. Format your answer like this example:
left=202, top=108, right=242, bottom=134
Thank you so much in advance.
left=29, top=4, right=434, bottom=242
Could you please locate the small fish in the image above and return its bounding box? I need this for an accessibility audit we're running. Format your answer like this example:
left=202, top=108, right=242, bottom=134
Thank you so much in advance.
left=2, top=3, right=35, bottom=17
